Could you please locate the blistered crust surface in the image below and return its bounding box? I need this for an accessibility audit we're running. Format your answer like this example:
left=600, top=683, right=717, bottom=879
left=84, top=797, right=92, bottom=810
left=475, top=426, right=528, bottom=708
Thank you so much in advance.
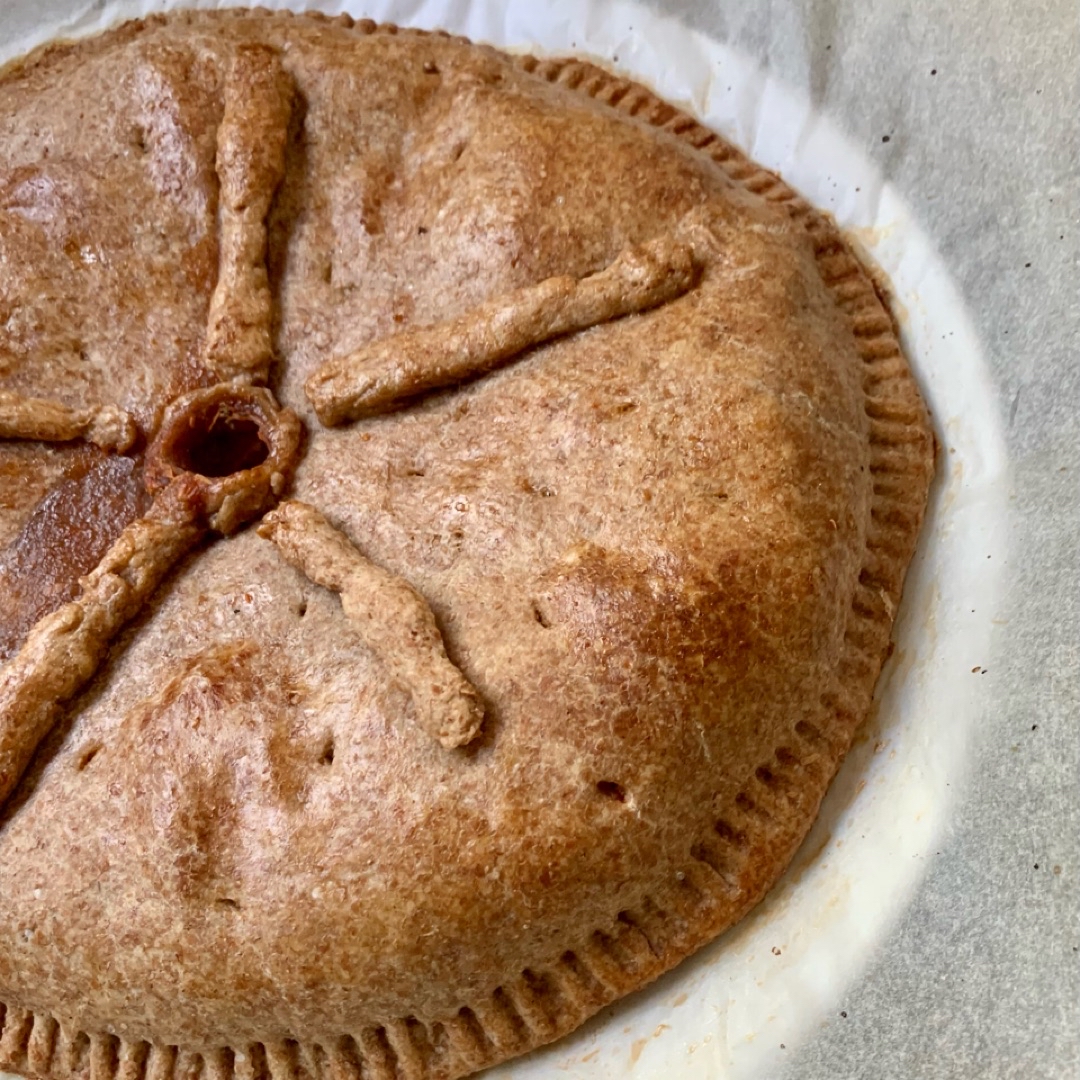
left=0, top=11, right=933, bottom=1080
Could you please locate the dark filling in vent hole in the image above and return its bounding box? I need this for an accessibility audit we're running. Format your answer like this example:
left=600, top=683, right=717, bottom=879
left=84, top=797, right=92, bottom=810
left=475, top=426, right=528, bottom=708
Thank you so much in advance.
left=168, top=407, right=270, bottom=478
left=320, top=736, right=335, bottom=766
left=596, top=780, right=626, bottom=802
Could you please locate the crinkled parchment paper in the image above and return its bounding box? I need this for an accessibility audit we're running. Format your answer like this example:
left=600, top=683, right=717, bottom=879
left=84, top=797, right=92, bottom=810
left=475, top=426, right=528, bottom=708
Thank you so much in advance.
left=0, top=1, right=1017, bottom=1077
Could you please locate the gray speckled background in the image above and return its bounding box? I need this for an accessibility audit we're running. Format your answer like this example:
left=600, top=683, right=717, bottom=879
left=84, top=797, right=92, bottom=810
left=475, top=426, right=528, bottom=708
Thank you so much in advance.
left=642, top=1, right=1079, bottom=1077
left=0, top=1, right=1076, bottom=1077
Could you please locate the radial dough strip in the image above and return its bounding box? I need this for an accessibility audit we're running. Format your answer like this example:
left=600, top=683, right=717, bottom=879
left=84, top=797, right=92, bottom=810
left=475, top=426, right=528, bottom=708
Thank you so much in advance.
left=0, top=482, right=202, bottom=808
left=305, top=231, right=699, bottom=426
left=0, top=391, right=137, bottom=451
left=257, top=500, right=484, bottom=749
left=202, top=44, right=294, bottom=384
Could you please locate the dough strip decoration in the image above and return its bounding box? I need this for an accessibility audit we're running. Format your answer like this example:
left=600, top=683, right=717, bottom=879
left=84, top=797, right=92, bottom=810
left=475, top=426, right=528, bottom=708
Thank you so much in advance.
left=304, top=232, right=698, bottom=426
left=0, top=391, right=137, bottom=452
left=202, top=45, right=294, bottom=386
left=258, top=500, right=484, bottom=749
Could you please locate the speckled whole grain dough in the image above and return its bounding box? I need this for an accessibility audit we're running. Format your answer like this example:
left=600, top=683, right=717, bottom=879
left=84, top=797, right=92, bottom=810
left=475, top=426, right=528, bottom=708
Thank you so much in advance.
left=0, top=10, right=934, bottom=1080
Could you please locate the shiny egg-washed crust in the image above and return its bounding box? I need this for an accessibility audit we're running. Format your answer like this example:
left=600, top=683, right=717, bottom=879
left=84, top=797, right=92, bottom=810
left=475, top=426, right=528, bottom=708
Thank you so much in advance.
left=0, top=10, right=934, bottom=1080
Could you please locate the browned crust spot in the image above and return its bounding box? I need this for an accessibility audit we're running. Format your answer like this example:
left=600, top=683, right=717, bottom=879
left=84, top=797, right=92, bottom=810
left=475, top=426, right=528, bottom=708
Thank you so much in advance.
left=258, top=500, right=484, bottom=749
left=0, top=17, right=935, bottom=1080
left=305, top=231, right=698, bottom=426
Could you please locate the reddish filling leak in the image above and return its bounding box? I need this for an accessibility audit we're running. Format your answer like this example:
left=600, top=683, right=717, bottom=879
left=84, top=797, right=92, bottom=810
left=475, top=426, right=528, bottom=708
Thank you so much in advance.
left=0, top=450, right=150, bottom=661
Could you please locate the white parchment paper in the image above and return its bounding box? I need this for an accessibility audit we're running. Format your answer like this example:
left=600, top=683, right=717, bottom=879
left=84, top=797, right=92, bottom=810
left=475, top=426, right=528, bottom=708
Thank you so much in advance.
left=0, top=2, right=1012, bottom=1077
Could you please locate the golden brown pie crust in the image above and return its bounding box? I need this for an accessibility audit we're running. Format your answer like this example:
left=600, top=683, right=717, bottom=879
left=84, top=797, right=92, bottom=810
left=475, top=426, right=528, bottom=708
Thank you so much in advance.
left=0, top=10, right=934, bottom=1080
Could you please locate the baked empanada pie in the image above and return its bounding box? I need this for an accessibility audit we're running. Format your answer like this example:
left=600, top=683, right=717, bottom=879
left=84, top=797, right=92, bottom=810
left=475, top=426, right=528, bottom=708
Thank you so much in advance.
left=0, top=10, right=934, bottom=1080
